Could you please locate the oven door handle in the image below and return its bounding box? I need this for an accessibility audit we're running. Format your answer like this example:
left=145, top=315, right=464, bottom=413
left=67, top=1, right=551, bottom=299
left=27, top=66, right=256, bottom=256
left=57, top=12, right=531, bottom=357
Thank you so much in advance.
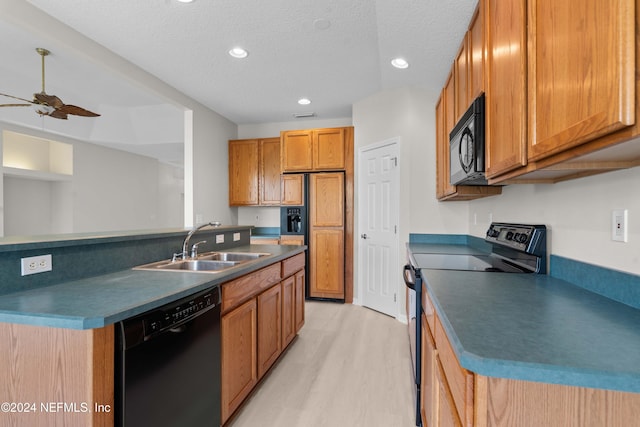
left=403, top=264, right=416, bottom=290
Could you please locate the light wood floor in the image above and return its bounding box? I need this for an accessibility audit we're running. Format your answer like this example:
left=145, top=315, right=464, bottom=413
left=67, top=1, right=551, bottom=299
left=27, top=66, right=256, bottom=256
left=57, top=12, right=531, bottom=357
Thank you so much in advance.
left=228, top=301, right=416, bottom=427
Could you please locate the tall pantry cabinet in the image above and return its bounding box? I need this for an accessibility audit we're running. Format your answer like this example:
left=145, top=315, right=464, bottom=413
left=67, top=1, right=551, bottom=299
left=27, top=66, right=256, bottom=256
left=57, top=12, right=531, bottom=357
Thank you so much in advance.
left=280, top=127, right=354, bottom=302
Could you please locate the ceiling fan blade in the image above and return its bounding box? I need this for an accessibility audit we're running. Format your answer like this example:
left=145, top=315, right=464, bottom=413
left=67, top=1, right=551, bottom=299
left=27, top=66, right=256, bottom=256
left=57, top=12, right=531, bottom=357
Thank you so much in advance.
left=0, top=103, right=32, bottom=107
left=57, top=104, right=101, bottom=117
left=48, top=109, right=68, bottom=120
left=0, top=92, right=34, bottom=104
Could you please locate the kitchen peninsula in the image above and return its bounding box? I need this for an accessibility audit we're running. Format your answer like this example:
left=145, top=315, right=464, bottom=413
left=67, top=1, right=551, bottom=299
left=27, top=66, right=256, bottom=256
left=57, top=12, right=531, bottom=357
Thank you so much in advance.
left=0, top=226, right=306, bottom=426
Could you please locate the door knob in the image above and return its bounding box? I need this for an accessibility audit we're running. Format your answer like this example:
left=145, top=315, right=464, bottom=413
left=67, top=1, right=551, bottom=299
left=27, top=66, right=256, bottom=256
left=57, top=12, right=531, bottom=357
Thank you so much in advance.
left=360, top=233, right=368, bottom=239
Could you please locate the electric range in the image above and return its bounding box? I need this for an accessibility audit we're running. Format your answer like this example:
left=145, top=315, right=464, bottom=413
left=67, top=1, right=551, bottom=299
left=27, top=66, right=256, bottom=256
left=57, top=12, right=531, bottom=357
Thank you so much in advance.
left=403, top=222, right=547, bottom=426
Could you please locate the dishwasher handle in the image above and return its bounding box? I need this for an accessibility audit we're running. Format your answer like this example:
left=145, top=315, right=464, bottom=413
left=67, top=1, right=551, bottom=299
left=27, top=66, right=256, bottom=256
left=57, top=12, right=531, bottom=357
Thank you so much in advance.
left=403, top=264, right=416, bottom=290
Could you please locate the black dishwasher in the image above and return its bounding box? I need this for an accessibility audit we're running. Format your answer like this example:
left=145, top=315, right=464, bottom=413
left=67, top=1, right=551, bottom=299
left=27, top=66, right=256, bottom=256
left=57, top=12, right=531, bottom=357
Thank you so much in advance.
left=115, top=286, right=221, bottom=427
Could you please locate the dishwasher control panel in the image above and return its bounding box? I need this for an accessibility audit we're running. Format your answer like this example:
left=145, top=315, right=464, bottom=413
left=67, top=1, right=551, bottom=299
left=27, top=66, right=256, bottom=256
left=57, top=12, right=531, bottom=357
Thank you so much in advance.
left=141, top=286, right=221, bottom=338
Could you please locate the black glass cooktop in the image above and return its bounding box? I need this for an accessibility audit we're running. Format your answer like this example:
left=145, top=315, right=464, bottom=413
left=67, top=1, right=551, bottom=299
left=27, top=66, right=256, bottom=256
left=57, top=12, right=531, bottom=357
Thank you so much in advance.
left=411, top=253, right=529, bottom=273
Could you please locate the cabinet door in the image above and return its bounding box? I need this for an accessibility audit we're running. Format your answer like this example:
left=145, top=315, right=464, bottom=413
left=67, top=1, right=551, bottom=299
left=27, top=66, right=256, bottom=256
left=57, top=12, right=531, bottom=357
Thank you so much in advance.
left=228, top=139, right=259, bottom=205
left=294, top=269, right=305, bottom=332
left=468, top=0, right=484, bottom=100
left=260, top=138, right=281, bottom=205
left=221, top=298, right=257, bottom=423
left=484, top=0, right=528, bottom=178
left=454, top=38, right=470, bottom=121
left=527, top=0, right=635, bottom=161
left=281, top=130, right=313, bottom=172
left=257, top=284, right=282, bottom=378
left=281, top=276, right=296, bottom=349
left=309, top=173, right=344, bottom=299
left=438, top=71, right=457, bottom=198
left=281, top=174, right=304, bottom=205
left=421, top=313, right=438, bottom=427
left=280, top=235, right=305, bottom=246
left=314, top=128, right=346, bottom=170
left=436, top=358, right=463, bottom=427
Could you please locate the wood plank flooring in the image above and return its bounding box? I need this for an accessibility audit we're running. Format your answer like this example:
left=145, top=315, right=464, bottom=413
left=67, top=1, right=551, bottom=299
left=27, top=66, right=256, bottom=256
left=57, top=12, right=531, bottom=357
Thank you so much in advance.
left=227, top=301, right=416, bottom=427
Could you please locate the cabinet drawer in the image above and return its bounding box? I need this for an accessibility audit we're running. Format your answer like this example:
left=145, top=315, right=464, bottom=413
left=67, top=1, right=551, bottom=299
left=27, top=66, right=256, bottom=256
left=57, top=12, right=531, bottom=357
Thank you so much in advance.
left=282, top=252, right=305, bottom=278
left=435, top=315, right=474, bottom=427
left=423, top=287, right=436, bottom=337
left=222, top=263, right=282, bottom=313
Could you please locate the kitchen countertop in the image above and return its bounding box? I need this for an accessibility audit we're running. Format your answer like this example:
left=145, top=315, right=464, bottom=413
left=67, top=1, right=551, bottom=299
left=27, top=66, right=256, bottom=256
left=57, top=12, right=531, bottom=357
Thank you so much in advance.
left=0, top=244, right=305, bottom=330
left=407, top=242, right=640, bottom=394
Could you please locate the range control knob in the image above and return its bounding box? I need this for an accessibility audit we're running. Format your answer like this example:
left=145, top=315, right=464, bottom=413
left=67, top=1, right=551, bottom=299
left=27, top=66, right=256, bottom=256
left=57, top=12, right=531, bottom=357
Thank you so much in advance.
left=506, top=231, right=514, bottom=240
left=518, top=233, right=528, bottom=243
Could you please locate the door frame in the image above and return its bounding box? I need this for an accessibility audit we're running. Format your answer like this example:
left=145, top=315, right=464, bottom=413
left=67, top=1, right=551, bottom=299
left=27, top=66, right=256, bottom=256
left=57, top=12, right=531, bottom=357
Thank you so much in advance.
left=355, top=137, right=401, bottom=319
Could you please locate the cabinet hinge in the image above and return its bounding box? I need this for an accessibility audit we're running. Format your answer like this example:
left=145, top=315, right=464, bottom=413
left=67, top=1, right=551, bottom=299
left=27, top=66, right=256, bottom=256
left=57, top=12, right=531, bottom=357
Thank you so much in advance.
left=394, top=293, right=397, bottom=303
left=391, top=156, right=398, bottom=167
left=395, top=225, right=397, bottom=234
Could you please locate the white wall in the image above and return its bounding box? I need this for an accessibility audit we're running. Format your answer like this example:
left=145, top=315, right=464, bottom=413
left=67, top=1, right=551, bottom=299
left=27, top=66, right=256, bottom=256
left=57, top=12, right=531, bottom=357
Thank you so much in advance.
left=468, top=168, right=640, bottom=274
left=1, top=122, right=185, bottom=235
left=354, top=86, right=640, bottom=277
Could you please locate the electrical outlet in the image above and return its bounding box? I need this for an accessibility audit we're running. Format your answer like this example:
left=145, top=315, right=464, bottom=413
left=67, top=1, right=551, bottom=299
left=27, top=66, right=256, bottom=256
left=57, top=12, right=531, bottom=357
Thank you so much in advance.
left=233, top=232, right=241, bottom=241
left=612, top=209, right=628, bottom=242
left=216, top=234, right=224, bottom=244
left=21, top=254, right=52, bottom=276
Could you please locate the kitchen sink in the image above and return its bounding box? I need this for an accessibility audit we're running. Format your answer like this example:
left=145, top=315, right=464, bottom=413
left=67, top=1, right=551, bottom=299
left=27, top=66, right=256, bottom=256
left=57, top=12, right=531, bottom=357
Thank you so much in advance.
left=133, top=251, right=270, bottom=273
left=198, top=252, right=270, bottom=262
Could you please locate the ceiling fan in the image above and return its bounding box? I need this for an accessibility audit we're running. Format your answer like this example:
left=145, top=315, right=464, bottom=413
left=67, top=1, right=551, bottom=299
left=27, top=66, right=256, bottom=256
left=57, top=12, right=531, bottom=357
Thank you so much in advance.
left=0, top=48, right=100, bottom=120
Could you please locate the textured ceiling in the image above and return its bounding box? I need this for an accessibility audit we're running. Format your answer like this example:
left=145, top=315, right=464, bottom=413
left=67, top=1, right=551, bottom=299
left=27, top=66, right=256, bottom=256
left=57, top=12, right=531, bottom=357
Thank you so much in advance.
left=20, top=0, right=476, bottom=124
left=1, top=0, right=476, bottom=164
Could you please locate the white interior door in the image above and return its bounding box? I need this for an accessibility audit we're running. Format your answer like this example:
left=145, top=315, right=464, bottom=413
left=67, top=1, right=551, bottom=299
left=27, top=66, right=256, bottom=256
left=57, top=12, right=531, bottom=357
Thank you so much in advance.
left=358, top=139, right=399, bottom=317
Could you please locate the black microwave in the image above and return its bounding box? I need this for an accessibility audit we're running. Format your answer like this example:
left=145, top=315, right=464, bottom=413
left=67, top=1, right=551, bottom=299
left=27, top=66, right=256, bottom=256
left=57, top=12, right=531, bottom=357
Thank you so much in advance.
left=449, top=93, right=486, bottom=185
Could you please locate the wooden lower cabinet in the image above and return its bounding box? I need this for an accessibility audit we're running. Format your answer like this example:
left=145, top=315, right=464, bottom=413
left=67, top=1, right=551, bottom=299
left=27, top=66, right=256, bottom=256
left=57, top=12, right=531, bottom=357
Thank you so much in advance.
left=221, top=298, right=258, bottom=422
left=436, top=358, right=463, bottom=427
left=221, top=253, right=306, bottom=424
left=257, top=283, right=282, bottom=378
left=281, top=275, right=296, bottom=348
left=421, top=313, right=438, bottom=427
left=294, top=269, right=305, bottom=332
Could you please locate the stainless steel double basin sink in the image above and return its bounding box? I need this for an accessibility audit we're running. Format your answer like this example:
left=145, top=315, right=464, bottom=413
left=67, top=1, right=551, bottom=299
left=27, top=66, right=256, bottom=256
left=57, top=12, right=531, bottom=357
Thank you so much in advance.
left=134, top=251, right=270, bottom=273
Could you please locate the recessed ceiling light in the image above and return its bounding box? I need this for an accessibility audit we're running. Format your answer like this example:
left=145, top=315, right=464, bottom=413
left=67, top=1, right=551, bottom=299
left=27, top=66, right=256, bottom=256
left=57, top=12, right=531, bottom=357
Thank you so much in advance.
left=228, top=47, right=248, bottom=59
left=391, top=58, right=409, bottom=69
left=298, top=98, right=312, bottom=105
left=176, top=0, right=194, bottom=3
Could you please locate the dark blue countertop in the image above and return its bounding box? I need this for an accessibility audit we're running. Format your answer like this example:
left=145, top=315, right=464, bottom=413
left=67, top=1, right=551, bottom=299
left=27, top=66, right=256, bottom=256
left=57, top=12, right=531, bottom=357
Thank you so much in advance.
left=0, top=245, right=305, bottom=330
left=407, top=242, right=640, bottom=394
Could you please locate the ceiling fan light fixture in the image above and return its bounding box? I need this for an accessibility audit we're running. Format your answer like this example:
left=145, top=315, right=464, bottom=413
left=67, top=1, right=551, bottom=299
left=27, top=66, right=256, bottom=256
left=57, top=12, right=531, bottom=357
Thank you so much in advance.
left=228, top=47, right=248, bottom=59
left=33, top=104, right=54, bottom=115
left=391, top=57, right=409, bottom=69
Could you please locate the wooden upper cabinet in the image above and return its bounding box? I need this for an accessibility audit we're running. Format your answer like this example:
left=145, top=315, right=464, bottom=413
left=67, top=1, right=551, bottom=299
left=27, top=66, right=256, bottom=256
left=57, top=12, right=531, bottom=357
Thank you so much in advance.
left=260, top=138, right=282, bottom=205
left=527, top=0, right=635, bottom=162
left=484, top=0, right=528, bottom=178
left=281, top=127, right=348, bottom=172
left=228, top=137, right=280, bottom=206
left=442, top=69, right=457, bottom=197
left=281, top=131, right=313, bottom=171
left=229, top=139, right=259, bottom=205
left=313, top=127, right=346, bottom=170
left=454, top=39, right=470, bottom=121
left=280, top=173, right=304, bottom=205
left=468, top=0, right=484, bottom=100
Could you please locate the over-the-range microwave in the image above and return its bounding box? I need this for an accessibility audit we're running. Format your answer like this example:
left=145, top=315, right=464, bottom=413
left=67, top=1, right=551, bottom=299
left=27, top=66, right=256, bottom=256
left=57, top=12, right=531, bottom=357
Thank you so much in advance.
left=449, top=93, right=487, bottom=186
